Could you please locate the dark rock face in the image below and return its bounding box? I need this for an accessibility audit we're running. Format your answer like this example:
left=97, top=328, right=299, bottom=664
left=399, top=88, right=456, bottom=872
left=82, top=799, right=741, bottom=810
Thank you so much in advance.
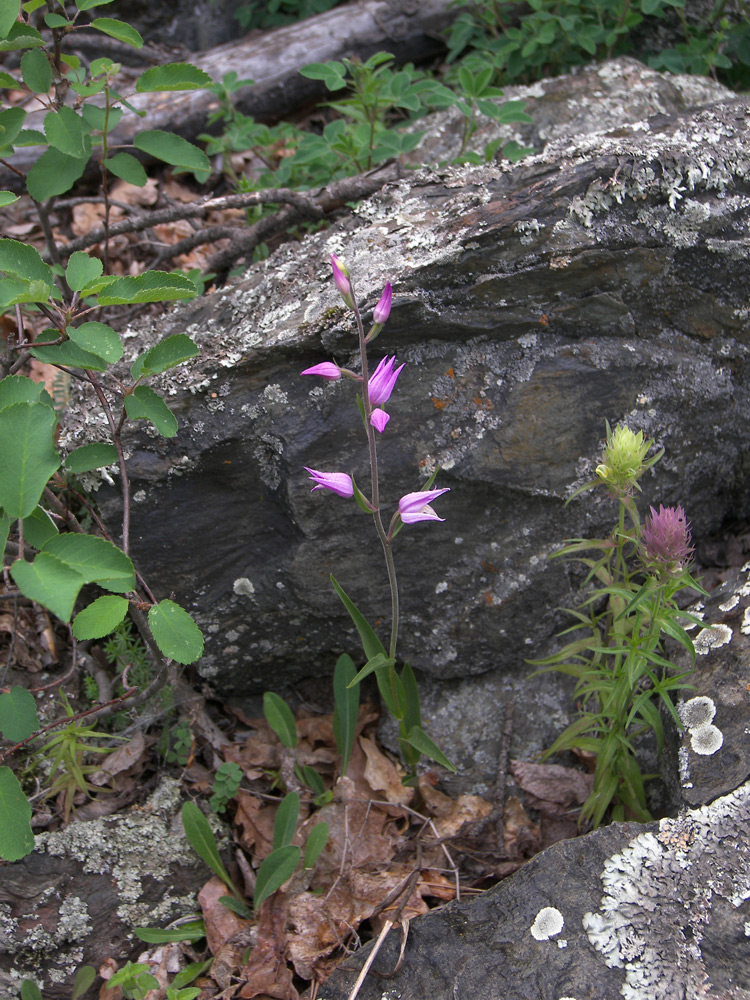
left=83, top=60, right=750, bottom=759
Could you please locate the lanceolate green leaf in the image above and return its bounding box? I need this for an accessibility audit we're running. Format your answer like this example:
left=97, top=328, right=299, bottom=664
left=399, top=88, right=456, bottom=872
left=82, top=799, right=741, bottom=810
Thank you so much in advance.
left=347, top=651, right=394, bottom=688
left=131, top=333, right=199, bottom=378
left=181, top=801, right=238, bottom=889
left=136, top=62, right=213, bottom=92
left=124, top=386, right=178, bottom=437
left=263, top=692, right=297, bottom=749
left=404, top=725, right=456, bottom=772
left=20, top=981, right=44, bottom=1000
left=71, top=967, right=97, bottom=1000
left=133, top=920, right=206, bottom=944
left=0, top=401, right=59, bottom=518
left=304, top=822, right=329, bottom=869
left=0, top=766, right=34, bottom=860
left=133, top=130, right=210, bottom=176
left=253, top=845, right=300, bottom=912
left=148, top=599, right=204, bottom=664
left=272, top=791, right=299, bottom=850
left=332, top=652, right=358, bottom=776
left=72, top=595, right=129, bottom=640
left=330, top=574, right=386, bottom=661
left=0, top=686, right=39, bottom=741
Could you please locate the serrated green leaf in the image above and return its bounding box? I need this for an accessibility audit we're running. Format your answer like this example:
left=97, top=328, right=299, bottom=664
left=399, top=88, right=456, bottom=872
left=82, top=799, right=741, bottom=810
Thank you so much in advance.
left=11, top=552, right=84, bottom=621
left=254, top=845, right=300, bottom=912
left=71, top=966, right=96, bottom=1000
left=272, top=791, right=299, bottom=850
left=97, top=270, right=197, bottom=306
left=133, top=129, right=209, bottom=176
left=30, top=340, right=109, bottom=372
left=27, top=146, right=87, bottom=200
left=23, top=505, right=57, bottom=548
left=0, top=0, right=20, bottom=39
left=20, top=47, right=50, bottom=93
left=131, top=333, right=199, bottom=378
left=68, top=321, right=123, bottom=363
left=42, top=533, right=135, bottom=591
left=0, top=401, right=58, bottom=518
left=263, top=691, right=297, bottom=749
left=65, top=251, right=103, bottom=292
left=136, top=62, right=212, bottom=92
left=0, top=374, right=54, bottom=410
left=72, top=595, right=128, bottom=640
left=0, top=107, right=27, bottom=155
left=80, top=103, right=123, bottom=132
left=124, top=385, right=178, bottom=437
left=89, top=17, right=142, bottom=47
left=65, top=441, right=118, bottom=474
left=0, top=190, right=18, bottom=206
left=0, top=70, right=18, bottom=86
left=14, top=127, right=45, bottom=145
left=0, top=685, right=39, bottom=740
left=181, top=800, right=237, bottom=888
left=304, top=822, right=329, bottom=869
left=133, top=920, right=206, bottom=944
left=332, top=652, right=358, bottom=776
left=404, top=725, right=456, bottom=771
left=105, top=151, right=147, bottom=186
left=0, top=766, right=33, bottom=861
left=0, top=21, right=43, bottom=52
left=44, top=106, right=92, bottom=158
left=44, top=11, right=67, bottom=26
left=0, top=237, right=52, bottom=285
left=148, top=599, right=203, bottom=663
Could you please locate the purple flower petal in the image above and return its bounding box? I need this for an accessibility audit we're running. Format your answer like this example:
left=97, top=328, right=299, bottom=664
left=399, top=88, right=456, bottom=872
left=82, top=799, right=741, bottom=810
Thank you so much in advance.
left=641, top=503, right=693, bottom=570
left=370, top=408, right=390, bottom=433
left=304, top=468, right=353, bottom=498
left=373, top=282, right=392, bottom=325
left=369, top=355, right=404, bottom=406
left=301, top=362, right=342, bottom=380
left=398, top=487, right=450, bottom=524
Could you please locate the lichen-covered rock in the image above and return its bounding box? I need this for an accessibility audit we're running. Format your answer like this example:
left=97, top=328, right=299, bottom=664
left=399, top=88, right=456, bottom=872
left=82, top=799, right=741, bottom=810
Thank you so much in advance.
left=0, top=779, right=210, bottom=999
left=321, top=781, right=750, bottom=1000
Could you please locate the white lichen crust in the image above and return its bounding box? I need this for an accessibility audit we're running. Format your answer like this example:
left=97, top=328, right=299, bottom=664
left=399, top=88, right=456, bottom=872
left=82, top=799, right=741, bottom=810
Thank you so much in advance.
left=583, top=781, right=750, bottom=999
left=530, top=906, right=565, bottom=940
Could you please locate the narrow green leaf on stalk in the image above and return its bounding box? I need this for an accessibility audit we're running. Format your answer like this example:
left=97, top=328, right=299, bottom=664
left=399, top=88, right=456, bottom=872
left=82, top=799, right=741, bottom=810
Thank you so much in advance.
left=0, top=686, right=39, bottom=741
left=171, top=960, right=214, bottom=989
left=297, top=763, right=326, bottom=798
left=148, top=600, right=204, bottom=664
left=218, top=895, right=252, bottom=918
left=253, top=845, right=300, bottom=912
left=20, top=982, right=43, bottom=1000
left=136, top=62, right=213, bottom=92
left=65, top=442, right=119, bottom=474
left=347, top=651, right=394, bottom=688
left=330, top=575, right=386, bottom=662
left=304, top=822, right=329, bottom=869
left=181, top=801, right=239, bottom=892
left=404, top=725, right=456, bottom=772
left=89, top=17, right=143, bottom=47
left=133, top=920, right=206, bottom=944
left=72, top=595, right=129, bottom=640
left=332, top=652, right=358, bottom=775
left=0, top=765, right=34, bottom=860
left=272, top=791, right=299, bottom=850
left=263, top=691, right=297, bottom=749
left=399, top=662, right=421, bottom=735
left=71, top=967, right=96, bottom=1000
left=130, top=333, right=199, bottom=378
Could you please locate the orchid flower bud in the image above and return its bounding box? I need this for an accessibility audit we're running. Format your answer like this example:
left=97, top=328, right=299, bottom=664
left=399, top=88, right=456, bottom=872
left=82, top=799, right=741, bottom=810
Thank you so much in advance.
left=301, top=362, right=342, bottom=380
left=373, top=282, right=392, bottom=325
left=398, top=488, right=450, bottom=524
left=368, top=356, right=404, bottom=407
left=305, top=468, right=353, bottom=498
left=330, top=254, right=354, bottom=308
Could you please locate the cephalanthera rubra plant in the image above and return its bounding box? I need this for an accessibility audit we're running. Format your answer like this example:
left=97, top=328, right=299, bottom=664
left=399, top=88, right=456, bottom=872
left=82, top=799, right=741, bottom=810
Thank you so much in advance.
left=531, top=422, right=707, bottom=828
left=301, top=254, right=454, bottom=782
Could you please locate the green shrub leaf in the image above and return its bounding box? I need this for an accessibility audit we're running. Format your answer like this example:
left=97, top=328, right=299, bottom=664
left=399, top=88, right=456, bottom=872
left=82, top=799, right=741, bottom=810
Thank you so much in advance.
left=254, top=845, right=300, bottom=912
left=0, top=0, right=20, bottom=39
left=0, top=107, right=27, bottom=154
left=0, top=400, right=59, bottom=518
left=20, top=47, right=51, bottom=93
left=11, top=552, right=84, bottom=621
left=0, top=374, right=54, bottom=410
left=30, top=340, right=110, bottom=372
left=0, top=237, right=53, bottom=285
left=0, top=22, right=44, bottom=52
left=65, top=251, right=103, bottom=292
left=304, top=822, right=329, bottom=869
left=97, top=270, right=197, bottom=305
left=299, top=61, right=347, bottom=90
left=0, top=190, right=19, bottom=207
left=27, top=146, right=87, bottom=200
left=44, top=106, right=92, bottom=158
left=149, top=599, right=204, bottom=663
left=0, top=686, right=39, bottom=741
left=65, top=441, right=119, bottom=474
left=72, top=595, right=129, bottom=640
left=68, top=321, right=123, bottom=363
left=89, top=17, right=143, bottom=48
left=105, top=151, right=147, bottom=186
left=133, top=129, right=209, bottom=177
left=22, top=505, right=58, bottom=549
left=130, top=333, right=199, bottom=378
left=42, top=533, right=135, bottom=591
left=136, top=62, right=213, bottom=92
left=0, top=766, right=34, bottom=860
left=124, top=385, right=178, bottom=437
left=263, top=692, right=297, bottom=749
left=80, top=103, right=123, bottom=132
left=272, top=791, right=299, bottom=850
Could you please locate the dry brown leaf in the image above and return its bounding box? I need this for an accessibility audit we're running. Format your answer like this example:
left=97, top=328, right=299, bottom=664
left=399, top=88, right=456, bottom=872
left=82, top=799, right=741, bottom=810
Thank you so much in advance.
left=111, top=177, right=159, bottom=207
left=224, top=730, right=280, bottom=773
left=239, top=896, right=298, bottom=1000
left=72, top=201, right=106, bottom=237
left=198, top=876, right=252, bottom=956
left=90, top=731, right=149, bottom=786
left=359, top=736, right=413, bottom=807
left=234, top=791, right=276, bottom=859
left=503, top=794, right=541, bottom=859
left=511, top=759, right=592, bottom=811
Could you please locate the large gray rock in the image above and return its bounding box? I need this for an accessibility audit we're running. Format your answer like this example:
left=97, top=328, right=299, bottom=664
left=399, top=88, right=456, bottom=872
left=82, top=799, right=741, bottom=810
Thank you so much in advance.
left=73, top=59, right=750, bottom=787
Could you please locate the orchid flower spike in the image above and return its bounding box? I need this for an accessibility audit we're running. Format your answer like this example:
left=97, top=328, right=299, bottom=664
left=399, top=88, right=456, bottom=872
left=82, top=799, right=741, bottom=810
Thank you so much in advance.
left=330, top=254, right=353, bottom=308
left=305, top=468, right=353, bottom=498
left=369, top=355, right=404, bottom=407
left=398, top=488, right=450, bottom=524
left=301, top=362, right=342, bottom=380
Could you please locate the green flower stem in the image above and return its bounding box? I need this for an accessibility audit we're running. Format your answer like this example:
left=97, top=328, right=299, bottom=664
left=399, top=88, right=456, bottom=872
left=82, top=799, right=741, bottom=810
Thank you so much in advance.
left=350, top=284, right=400, bottom=661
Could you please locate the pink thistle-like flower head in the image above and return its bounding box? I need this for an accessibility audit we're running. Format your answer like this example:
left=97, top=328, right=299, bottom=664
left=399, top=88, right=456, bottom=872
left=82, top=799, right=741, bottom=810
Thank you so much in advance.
left=369, top=355, right=404, bottom=407
left=398, top=487, right=450, bottom=524
left=301, top=362, right=342, bottom=380
left=373, top=282, right=392, bottom=325
left=641, top=504, right=694, bottom=572
left=330, top=254, right=353, bottom=307
left=370, top=408, right=390, bottom=433
left=305, top=468, right=353, bottom=498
